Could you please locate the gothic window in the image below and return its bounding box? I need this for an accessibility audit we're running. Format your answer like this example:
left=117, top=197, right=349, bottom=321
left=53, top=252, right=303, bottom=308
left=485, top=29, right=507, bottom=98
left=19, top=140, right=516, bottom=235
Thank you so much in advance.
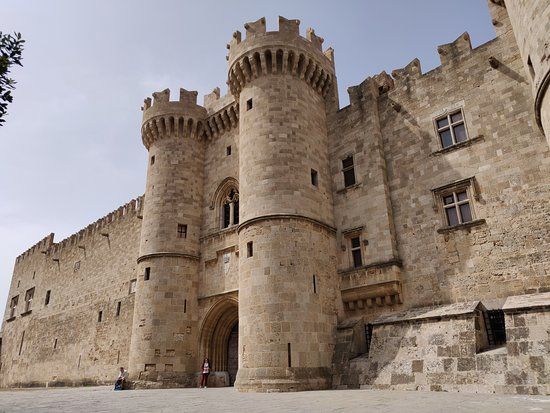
left=435, top=109, right=468, bottom=149
left=222, top=189, right=239, bottom=229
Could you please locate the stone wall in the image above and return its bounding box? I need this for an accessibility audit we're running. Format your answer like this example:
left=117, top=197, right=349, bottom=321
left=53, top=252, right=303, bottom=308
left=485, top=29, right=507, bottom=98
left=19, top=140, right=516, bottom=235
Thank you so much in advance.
left=0, top=199, right=142, bottom=387
left=345, top=293, right=549, bottom=395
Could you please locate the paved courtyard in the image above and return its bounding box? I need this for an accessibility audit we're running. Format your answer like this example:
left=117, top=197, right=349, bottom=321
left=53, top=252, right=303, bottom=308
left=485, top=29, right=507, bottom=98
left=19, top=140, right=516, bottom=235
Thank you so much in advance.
left=0, top=386, right=549, bottom=413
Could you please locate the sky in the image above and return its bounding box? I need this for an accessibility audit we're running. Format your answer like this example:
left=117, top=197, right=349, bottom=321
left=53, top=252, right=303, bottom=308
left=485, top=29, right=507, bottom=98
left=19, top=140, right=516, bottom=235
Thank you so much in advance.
left=0, top=0, right=496, bottom=311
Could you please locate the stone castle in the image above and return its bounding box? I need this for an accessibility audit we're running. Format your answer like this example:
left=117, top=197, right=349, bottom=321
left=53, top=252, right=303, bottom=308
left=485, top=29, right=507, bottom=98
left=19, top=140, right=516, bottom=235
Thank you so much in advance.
left=1, top=0, right=549, bottom=394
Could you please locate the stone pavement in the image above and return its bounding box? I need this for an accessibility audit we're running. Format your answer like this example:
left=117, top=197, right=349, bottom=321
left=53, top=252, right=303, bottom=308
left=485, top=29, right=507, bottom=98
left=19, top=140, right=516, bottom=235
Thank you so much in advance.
left=0, top=386, right=549, bottom=413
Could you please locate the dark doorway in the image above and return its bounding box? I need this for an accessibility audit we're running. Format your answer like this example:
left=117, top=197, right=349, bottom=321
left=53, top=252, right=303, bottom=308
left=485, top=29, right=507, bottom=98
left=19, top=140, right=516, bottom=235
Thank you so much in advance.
left=227, top=323, right=238, bottom=386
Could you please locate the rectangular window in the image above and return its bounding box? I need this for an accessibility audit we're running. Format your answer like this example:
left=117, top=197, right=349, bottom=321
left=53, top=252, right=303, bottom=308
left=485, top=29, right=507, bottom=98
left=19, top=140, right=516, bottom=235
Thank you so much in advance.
left=311, top=169, right=318, bottom=187
left=144, top=267, right=151, bottom=281
left=226, top=145, right=232, bottom=156
left=177, top=224, right=187, bottom=239
left=150, top=155, right=155, bottom=165
left=435, top=109, right=468, bottom=149
left=98, top=311, right=103, bottom=322
left=116, top=301, right=121, bottom=317
left=24, top=288, right=34, bottom=313
left=350, top=236, right=363, bottom=268
left=45, top=290, right=51, bottom=306
left=483, top=310, right=506, bottom=347
left=442, top=190, right=472, bottom=227
left=74, top=260, right=81, bottom=272
left=129, top=279, right=137, bottom=294
left=313, top=275, right=317, bottom=294
left=247, top=241, right=253, bottom=258
left=9, top=295, right=18, bottom=318
left=184, top=299, right=187, bottom=314
left=342, top=156, right=356, bottom=188
left=287, top=343, right=292, bottom=367
left=246, top=98, right=253, bottom=110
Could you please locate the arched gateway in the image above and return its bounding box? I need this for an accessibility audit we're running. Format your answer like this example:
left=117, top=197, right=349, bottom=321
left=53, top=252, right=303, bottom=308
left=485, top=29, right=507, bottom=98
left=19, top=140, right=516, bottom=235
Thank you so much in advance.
left=199, top=298, right=239, bottom=386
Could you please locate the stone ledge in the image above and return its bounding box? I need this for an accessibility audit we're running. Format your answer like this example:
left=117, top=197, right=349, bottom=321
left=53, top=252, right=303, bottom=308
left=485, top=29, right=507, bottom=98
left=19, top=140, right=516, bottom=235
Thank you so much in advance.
left=502, top=292, right=550, bottom=312
left=437, top=219, right=486, bottom=234
left=341, top=280, right=402, bottom=308
left=372, top=301, right=481, bottom=325
left=336, top=182, right=362, bottom=194
left=338, top=258, right=402, bottom=276
left=5, top=316, right=16, bottom=322
left=430, top=135, right=484, bottom=156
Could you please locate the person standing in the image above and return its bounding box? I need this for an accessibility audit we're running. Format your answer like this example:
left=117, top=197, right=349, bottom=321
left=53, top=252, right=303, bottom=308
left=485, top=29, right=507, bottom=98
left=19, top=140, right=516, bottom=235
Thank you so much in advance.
left=199, top=358, right=211, bottom=388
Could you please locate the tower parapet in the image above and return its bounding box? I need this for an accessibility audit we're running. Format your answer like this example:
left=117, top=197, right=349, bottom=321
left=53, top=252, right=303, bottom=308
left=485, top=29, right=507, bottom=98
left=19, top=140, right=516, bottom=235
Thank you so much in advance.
left=227, top=16, right=335, bottom=99
left=141, top=88, right=207, bottom=149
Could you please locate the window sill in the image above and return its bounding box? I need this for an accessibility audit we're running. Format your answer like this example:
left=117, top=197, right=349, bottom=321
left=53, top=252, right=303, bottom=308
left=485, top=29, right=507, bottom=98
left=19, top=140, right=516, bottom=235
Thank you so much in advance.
left=430, top=135, right=484, bottom=156
left=20, top=310, right=32, bottom=317
left=6, top=316, right=16, bottom=322
left=336, top=182, right=362, bottom=194
left=437, top=219, right=486, bottom=234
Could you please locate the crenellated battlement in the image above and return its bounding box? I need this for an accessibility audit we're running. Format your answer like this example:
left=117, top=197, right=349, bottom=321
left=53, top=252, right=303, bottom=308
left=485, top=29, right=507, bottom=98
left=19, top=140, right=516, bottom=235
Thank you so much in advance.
left=141, top=88, right=208, bottom=149
left=226, top=16, right=335, bottom=98
left=15, top=196, right=143, bottom=264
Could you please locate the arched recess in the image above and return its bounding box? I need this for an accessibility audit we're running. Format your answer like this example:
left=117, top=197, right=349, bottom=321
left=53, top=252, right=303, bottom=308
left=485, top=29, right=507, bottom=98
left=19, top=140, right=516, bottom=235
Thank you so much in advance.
left=198, top=297, right=239, bottom=375
left=209, top=177, right=239, bottom=229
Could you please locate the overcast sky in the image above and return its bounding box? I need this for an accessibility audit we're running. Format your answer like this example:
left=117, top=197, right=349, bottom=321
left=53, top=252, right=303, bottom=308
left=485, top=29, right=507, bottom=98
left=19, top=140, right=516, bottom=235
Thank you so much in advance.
left=0, top=0, right=495, bottom=311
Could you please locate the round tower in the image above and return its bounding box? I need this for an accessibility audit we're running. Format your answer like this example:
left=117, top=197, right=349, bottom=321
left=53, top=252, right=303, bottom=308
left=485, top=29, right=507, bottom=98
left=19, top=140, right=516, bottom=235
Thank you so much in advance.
left=228, top=16, right=339, bottom=391
left=503, top=0, right=550, bottom=143
left=128, top=88, right=206, bottom=386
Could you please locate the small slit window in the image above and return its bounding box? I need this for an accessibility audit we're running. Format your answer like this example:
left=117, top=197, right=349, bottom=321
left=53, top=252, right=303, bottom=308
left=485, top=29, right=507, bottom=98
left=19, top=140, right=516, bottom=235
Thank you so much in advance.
left=435, top=110, right=468, bottom=149
left=311, top=169, right=318, bottom=187
left=177, top=224, right=187, bottom=239
left=116, top=301, right=121, bottom=317
left=527, top=56, right=535, bottom=80
left=226, top=146, right=232, bottom=156
left=350, top=236, right=363, bottom=268
left=342, top=156, right=356, bottom=188
left=247, top=241, right=253, bottom=258
left=45, top=290, right=51, bottom=306
left=98, top=311, right=103, bottom=322
left=246, top=98, right=253, bottom=110
left=150, top=155, right=155, bottom=165
left=144, top=267, right=151, bottom=281
left=129, top=279, right=137, bottom=294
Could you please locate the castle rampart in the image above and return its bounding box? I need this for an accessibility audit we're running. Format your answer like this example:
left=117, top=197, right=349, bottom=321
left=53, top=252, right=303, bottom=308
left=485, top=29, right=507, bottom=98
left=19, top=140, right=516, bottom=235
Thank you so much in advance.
left=2, top=2, right=549, bottom=395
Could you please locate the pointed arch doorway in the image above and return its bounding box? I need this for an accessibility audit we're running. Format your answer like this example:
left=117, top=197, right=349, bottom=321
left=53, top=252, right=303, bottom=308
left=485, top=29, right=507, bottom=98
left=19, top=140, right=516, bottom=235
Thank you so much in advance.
left=199, top=298, right=239, bottom=386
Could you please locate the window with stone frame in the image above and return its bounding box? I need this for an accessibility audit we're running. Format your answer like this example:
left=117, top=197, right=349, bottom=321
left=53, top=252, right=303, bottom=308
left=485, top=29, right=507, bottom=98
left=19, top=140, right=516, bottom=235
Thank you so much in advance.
left=222, top=188, right=239, bottom=229
left=342, top=155, right=356, bottom=188
left=435, top=109, right=468, bottom=149
left=24, top=288, right=34, bottom=313
left=9, top=295, right=18, bottom=318
left=432, top=177, right=481, bottom=230
left=129, top=279, right=137, bottom=294
left=350, top=236, right=363, bottom=268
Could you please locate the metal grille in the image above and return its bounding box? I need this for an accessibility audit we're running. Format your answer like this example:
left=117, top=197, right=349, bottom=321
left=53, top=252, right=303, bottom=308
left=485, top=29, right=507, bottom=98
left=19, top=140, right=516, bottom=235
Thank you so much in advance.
left=365, top=323, right=373, bottom=355
left=484, top=310, right=506, bottom=346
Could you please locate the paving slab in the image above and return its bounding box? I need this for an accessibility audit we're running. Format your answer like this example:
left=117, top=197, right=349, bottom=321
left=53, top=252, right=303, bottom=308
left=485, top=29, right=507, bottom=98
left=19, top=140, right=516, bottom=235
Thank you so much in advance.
left=0, top=386, right=549, bottom=413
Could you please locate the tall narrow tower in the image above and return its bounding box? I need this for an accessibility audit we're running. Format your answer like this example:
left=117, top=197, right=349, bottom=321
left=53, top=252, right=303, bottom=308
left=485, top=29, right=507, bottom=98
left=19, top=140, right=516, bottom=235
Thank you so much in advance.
left=228, top=17, right=339, bottom=391
left=128, top=88, right=206, bottom=385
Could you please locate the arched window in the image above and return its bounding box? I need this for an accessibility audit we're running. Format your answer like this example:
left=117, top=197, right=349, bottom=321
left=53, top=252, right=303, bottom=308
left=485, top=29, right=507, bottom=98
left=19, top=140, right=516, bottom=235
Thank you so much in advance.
left=222, top=189, right=239, bottom=228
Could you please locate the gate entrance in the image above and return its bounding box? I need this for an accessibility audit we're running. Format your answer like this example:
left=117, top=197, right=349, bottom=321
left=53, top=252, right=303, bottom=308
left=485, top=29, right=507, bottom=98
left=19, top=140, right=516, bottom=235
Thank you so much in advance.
left=199, top=298, right=238, bottom=386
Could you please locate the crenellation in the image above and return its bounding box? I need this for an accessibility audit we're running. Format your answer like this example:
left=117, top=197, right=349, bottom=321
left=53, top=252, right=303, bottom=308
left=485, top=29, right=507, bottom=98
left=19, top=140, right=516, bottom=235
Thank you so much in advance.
left=437, top=32, right=473, bottom=66
left=2, top=4, right=549, bottom=395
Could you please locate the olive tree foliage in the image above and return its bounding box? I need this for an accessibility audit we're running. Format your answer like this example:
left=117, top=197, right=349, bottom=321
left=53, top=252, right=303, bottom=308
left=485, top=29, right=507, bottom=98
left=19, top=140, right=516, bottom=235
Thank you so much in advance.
left=0, top=32, right=25, bottom=125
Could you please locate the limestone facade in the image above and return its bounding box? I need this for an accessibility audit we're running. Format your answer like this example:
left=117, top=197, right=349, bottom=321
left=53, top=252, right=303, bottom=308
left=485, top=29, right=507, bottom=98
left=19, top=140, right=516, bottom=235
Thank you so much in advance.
left=1, top=1, right=549, bottom=394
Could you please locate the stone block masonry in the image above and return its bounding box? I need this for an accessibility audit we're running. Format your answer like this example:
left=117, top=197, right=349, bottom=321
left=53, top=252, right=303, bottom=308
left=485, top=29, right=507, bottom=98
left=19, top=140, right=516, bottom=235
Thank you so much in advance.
left=1, top=0, right=549, bottom=394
